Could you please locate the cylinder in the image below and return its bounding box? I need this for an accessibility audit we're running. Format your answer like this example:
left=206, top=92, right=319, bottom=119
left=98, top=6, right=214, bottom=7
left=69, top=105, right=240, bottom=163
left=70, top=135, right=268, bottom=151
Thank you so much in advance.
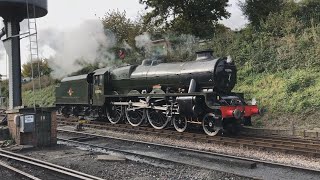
left=188, top=79, right=196, bottom=93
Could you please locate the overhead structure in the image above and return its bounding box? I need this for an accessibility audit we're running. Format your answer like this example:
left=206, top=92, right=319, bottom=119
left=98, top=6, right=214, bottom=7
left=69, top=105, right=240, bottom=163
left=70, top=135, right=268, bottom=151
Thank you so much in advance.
left=0, top=0, right=48, bottom=109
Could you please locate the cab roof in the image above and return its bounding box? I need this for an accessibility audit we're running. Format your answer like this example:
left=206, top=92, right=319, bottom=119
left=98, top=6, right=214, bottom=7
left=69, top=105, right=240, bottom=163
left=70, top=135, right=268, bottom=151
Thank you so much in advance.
left=94, top=67, right=111, bottom=75
left=61, top=74, right=88, bottom=82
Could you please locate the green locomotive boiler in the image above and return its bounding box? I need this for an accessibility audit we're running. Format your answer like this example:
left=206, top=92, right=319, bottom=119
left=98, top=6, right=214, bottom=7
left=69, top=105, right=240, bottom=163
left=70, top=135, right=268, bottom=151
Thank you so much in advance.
left=56, top=51, right=261, bottom=136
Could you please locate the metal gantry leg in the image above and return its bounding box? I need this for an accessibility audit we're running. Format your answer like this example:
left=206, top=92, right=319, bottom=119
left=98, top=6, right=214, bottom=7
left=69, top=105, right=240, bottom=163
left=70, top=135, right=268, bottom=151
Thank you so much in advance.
left=3, top=20, right=23, bottom=109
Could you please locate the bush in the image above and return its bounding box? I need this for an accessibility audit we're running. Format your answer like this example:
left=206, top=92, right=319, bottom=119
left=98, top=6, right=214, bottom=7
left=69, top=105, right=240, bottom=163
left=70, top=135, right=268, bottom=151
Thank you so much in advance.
left=22, top=76, right=56, bottom=91
left=22, top=85, right=55, bottom=107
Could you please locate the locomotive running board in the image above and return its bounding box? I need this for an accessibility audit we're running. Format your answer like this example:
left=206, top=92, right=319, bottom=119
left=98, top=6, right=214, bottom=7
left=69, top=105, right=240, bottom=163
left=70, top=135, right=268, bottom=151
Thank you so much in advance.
left=112, top=101, right=177, bottom=112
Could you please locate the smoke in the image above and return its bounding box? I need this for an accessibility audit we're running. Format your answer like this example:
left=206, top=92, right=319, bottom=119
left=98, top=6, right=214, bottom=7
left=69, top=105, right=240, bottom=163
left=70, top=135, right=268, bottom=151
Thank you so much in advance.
left=165, top=34, right=198, bottom=61
left=168, top=34, right=197, bottom=56
left=135, top=32, right=152, bottom=48
left=38, top=19, right=116, bottom=78
left=0, top=43, right=4, bottom=60
left=135, top=32, right=153, bottom=56
left=122, top=40, right=132, bottom=50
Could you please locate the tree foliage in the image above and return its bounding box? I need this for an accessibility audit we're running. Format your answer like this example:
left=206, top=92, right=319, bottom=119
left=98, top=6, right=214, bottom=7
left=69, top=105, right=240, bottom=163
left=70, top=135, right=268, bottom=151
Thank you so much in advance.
left=22, top=59, right=52, bottom=78
left=298, top=0, right=320, bottom=15
left=240, top=0, right=284, bottom=28
left=139, top=0, right=230, bottom=39
left=101, top=10, right=146, bottom=48
left=207, top=0, right=320, bottom=74
left=100, top=10, right=150, bottom=65
left=295, top=0, right=320, bottom=26
left=0, top=80, right=9, bottom=108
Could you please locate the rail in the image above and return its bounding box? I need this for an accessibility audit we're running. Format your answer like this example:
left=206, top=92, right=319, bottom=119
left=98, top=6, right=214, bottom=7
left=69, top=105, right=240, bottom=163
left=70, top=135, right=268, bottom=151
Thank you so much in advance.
left=0, top=149, right=104, bottom=180
left=58, top=116, right=320, bottom=157
left=57, top=128, right=320, bottom=179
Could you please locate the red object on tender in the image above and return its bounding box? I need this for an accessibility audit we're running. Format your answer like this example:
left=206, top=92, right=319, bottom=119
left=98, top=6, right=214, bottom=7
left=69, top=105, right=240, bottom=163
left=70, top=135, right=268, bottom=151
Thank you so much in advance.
left=220, top=105, right=259, bottom=119
left=119, top=50, right=125, bottom=59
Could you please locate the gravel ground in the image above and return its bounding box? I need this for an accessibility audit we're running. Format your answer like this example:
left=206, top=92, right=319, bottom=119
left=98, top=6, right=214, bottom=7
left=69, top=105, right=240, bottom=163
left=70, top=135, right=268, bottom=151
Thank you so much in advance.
left=19, top=145, right=250, bottom=180
left=0, top=157, right=77, bottom=180
left=0, top=165, right=28, bottom=180
left=57, top=131, right=320, bottom=180
left=59, top=125, right=320, bottom=170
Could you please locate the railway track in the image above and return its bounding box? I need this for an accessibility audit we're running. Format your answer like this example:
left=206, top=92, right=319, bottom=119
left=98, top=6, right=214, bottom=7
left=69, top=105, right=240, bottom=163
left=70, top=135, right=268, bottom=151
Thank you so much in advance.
left=57, top=128, right=320, bottom=180
left=58, top=117, right=320, bottom=157
left=0, top=149, right=104, bottom=180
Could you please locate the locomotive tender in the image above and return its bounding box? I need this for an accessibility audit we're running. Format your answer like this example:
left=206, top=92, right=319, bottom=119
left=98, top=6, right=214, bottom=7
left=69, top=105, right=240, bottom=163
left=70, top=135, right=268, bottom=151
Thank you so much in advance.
left=56, top=50, right=261, bottom=136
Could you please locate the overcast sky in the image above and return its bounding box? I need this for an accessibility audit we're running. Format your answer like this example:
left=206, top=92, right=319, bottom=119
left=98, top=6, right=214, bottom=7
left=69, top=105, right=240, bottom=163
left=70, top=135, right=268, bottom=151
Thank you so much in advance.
left=0, top=0, right=247, bottom=77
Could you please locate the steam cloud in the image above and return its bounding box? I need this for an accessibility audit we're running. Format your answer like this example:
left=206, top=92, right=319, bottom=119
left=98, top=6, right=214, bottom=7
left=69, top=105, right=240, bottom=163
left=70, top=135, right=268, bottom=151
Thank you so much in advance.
left=38, top=19, right=116, bottom=78
left=37, top=20, right=200, bottom=78
left=135, top=32, right=153, bottom=56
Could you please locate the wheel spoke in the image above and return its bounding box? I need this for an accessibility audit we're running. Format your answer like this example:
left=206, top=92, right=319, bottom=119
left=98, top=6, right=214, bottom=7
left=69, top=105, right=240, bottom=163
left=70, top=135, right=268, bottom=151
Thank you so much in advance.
left=107, top=104, right=123, bottom=124
left=173, top=116, right=187, bottom=133
left=126, top=108, right=145, bottom=127
left=147, top=109, right=169, bottom=130
left=202, top=113, right=220, bottom=136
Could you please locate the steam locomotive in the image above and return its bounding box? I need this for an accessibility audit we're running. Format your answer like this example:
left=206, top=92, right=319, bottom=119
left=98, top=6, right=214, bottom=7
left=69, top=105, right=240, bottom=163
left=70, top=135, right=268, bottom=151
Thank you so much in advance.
left=56, top=50, right=261, bottom=136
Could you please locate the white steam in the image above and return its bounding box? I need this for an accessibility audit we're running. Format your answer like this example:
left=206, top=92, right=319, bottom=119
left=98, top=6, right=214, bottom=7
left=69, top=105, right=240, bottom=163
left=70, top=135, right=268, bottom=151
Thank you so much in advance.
left=135, top=32, right=152, bottom=48
left=122, top=40, right=132, bottom=50
left=135, top=32, right=152, bottom=56
left=167, top=34, right=197, bottom=59
left=38, top=19, right=116, bottom=78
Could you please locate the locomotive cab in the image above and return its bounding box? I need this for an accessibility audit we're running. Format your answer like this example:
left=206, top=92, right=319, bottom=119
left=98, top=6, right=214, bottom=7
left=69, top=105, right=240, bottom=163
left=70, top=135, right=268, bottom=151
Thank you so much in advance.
left=92, top=68, right=111, bottom=106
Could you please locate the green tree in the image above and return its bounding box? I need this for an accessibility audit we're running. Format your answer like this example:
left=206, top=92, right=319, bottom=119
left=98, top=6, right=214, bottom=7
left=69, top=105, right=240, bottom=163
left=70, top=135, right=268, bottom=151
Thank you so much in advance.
left=298, top=0, right=320, bottom=15
left=101, top=10, right=144, bottom=48
left=295, top=0, right=320, bottom=26
left=240, top=0, right=284, bottom=28
left=0, top=79, right=9, bottom=107
left=139, top=0, right=230, bottom=39
left=22, top=59, right=52, bottom=78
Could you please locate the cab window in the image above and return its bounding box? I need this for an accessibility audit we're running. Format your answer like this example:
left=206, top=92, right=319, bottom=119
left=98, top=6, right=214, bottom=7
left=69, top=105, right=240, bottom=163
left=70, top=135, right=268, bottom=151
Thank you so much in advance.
left=99, top=75, right=103, bottom=86
left=94, top=75, right=103, bottom=86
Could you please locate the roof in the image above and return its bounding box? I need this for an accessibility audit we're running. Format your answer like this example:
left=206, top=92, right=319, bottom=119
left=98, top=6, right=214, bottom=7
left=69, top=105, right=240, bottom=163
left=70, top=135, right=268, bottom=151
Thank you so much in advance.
left=94, top=67, right=112, bottom=75
left=61, top=74, right=88, bottom=82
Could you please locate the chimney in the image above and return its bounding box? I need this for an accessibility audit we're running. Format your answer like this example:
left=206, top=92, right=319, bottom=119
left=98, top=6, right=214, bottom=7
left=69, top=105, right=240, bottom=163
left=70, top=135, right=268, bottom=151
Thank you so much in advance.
left=196, top=50, right=214, bottom=61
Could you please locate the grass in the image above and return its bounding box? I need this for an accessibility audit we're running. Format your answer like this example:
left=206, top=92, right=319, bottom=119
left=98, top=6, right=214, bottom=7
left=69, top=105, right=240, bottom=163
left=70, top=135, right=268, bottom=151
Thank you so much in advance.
left=236, top=68, right=320, bottom=113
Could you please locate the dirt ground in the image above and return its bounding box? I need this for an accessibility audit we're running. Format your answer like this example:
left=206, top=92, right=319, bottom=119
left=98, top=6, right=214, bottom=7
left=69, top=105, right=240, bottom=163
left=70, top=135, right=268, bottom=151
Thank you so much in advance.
left=16, top=144, right=250, bottom=180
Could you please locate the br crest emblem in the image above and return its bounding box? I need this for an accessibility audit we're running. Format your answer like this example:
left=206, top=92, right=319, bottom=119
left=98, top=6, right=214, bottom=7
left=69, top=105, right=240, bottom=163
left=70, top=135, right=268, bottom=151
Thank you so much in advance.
left=68, top=88, right=74, bottom=96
